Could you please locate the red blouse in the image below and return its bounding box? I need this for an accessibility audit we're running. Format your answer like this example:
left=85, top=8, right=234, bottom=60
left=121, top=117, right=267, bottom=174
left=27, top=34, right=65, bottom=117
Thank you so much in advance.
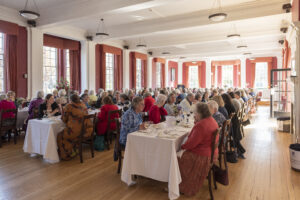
left=97, top=104, right=119, bottom=135
left=0, top=100, right=16, bottom=119
left=149, top=105, right=168, bottom=124
left=143, top=96, right=155, bottom=112
left=181, top=117, right=219, bottom=157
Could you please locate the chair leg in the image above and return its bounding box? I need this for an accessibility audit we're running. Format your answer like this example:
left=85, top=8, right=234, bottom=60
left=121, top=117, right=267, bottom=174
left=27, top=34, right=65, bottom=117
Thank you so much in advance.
left=117, top=151, right=122, bottom=174
left=208, top=170, right=214, bottom=200
left=212, top=167, right=217, bottom=189
left=219, top=155, right=222, bottom=169
left=79, top=142, right=83, bottom=163
left=14, top=129, right=17, bottom=144
left=90, top=140, right=94, bottom=158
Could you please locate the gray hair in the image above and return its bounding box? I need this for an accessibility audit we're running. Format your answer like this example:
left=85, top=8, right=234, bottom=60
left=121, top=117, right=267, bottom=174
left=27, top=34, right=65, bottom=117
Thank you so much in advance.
left=0, top=93, right=6, bottom=101
left=58, top=89, right=66, bottom=97
left=187, top=93, right=194, bottom=98
left=131, top=96, right=143, bottom=110
left=156, top=94, right=167, bottom=105
left=89, top=90, right=95, bottom=96
left=36, top=91, right=44, bottom=99
left=98, top=88, right=104, bottom=94
left=207, top=100, right=219, bottom=111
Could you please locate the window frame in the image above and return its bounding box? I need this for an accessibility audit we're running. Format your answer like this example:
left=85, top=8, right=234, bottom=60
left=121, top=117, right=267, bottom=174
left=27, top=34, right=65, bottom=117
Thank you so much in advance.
left=65, top=49, right=70, bottom=83
left=43, top=46, right=58, bottom=94
left=222, top=65, right=234, bottom=88
left=136, top=58, right=142, bottom=90
left=156, top=62, right=161, bottom=88
left=188, top=65, right=199, bottom=88
left=105, top=53, right=114, bottom=91
left=255, top=62, right=268, bottom=89
left=0, top=32, right=5, bottom=92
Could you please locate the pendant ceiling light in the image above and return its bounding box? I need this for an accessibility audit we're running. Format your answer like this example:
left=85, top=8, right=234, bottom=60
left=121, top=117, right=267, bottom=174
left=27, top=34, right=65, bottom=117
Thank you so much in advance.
left=227, top=24, right=241, bottom=41
left=227, top=34, right=241, bottom=39
left=96, top=18, right=109, bottom=38
left=136, top=38, right=147, bottom=48
left=237, top=45, right=248, bottom=49
left=19, top=0, right=40, bottom=20
left=162, top=52, right=170, bottom=55
left=208, top=0, right=227, bottom=22
left=243, top=52, right=252, bottom=55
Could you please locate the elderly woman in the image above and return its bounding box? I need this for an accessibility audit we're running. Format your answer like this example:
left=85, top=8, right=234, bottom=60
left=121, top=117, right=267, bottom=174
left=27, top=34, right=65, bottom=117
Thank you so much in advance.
left=113, top=91, right=121, bottom=104
left=143, top=92, right=155, bottom=112
left=95, top=91, right=108, bottom=108
left=38, top=94, right=61, bottom=118
left=149, top=94, right=168, bottom=124
left=179, top=93, right=194, bottom=113
left=57, top=94, right=93, bottom=160
left=95, top=96, right=119, bottom=151
left=0, top=91, right=16, bottom=119
left=56, top=89, right=68, bottom=106
left=88, top=90, right=97, bottom=105
left=212, top=95, right=229, bottom=119
left=202, top=91, right=209, bottom=103
left=208, top=100, right=226, bottom=127
left=28, top=91, right=44, bottom=121
left=120, top=97, right=146, bottom=146
left=53, top=89, right=58, bottom=99
left=164, top=93, right=177, bottom=116
left=178, top=103, right=219, bottom=197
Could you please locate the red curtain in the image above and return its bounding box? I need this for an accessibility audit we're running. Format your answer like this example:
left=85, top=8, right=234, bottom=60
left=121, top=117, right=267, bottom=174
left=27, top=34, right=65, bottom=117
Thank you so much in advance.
left=58, top=49, right=66, bottom=82
left=217, top=66, right=222, bottom=87
left=129, top=52, right=147, bottom=89
left=129, top=52, right=136, bottom=89
left=44, top=34, right=80, bottom=50
left=4, top=35, right=17, bottom=93
left=182, top=63, right=189, bottom=88
left=250, top=63, right=256, bottom=88
left=152, top=59, right=156, bottom=89
left=95, top=44, right=123, bottom=90
left=161, top=63, right=165, bottom=88
left=0, top=20, right=19, bottom=35
left=199, top=62, right=206, bottom=88
left=69, top=49, right=81, bottom=92
left=233, top=65, right=238, bottom=88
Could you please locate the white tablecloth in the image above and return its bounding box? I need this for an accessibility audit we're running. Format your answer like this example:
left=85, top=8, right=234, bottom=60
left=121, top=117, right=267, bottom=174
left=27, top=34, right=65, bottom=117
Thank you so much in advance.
left=17, top=108, right=29, bottom=129
left=23, top=117, right=65, bottom=163
left=121, top=123, right=191, bottom=200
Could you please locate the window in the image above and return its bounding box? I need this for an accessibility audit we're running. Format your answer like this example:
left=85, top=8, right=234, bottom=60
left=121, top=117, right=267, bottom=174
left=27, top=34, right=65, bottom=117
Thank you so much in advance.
left=43, top=46, right=58, bottom=94
left=136, top=59, right=142, bottom=90
left=189, top=66, right=199, bottom=88
left=156, top=62, right=161, bottom=88
left=255, top=62, right=268, bottom=88
left=0, top=33, right=4, bottom=92
left=65, top=49, right=70, bottom=83
left=222, top=65, right=233, bottom=87
left=105, top=53, right=114, bottom=90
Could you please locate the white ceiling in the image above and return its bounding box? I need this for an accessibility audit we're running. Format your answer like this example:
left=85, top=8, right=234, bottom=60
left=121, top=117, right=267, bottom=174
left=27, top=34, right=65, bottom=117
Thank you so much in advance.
left=0, top=0, right=292, bottom=61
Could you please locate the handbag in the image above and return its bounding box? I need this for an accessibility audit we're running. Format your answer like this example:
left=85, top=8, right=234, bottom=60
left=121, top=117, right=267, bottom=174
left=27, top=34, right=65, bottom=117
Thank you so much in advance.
left=213, top=165, right=229, bottom=185
left=226, top=151, right=238, bottom=163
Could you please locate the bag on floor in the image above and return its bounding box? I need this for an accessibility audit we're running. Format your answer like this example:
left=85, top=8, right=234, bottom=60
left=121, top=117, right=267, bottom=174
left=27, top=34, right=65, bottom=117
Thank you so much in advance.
left=226, top=151, right=238, bottom=163
left=94, top=135, right=105, bottom=151
left=213, top=165, right=229, bottom=185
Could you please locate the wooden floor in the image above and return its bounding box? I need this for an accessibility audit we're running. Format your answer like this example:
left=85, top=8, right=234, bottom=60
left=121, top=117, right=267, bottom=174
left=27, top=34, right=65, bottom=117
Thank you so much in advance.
left=0, top=106, right=299, bottom=200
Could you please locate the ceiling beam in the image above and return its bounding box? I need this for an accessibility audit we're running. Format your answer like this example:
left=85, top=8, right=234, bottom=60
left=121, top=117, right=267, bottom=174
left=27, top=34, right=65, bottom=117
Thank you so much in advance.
left=108, top=0, right=290, bottom=39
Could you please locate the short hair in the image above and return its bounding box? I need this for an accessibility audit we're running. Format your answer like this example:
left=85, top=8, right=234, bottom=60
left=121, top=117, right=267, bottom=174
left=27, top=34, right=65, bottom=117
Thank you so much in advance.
left=144, top=92, right=152, bottom=98
left=58, top=89, right=66, bottom=97
left=195, top=102, right=211, bottom=119
left=195, top=93, right=201, bottom=101
left=103, top=96, right=114, bottom=105
left=7, top=91, right=15, bottom=98
left=212, top=95, right=225, bottom=107
left=36, top=91, right=44, bottom=99
left=207, top=100, right=219, bottom=111
left=167, top=93, right=175, bottom=104
left=45, top=94, right=53, bottom=101
left=0, top=93, right=6, bottom=101
left=156, top=94, right=167, bottom=104
left=131, top=96, right=143, bottom=110
left=70, top=94, right=80, bottom=103
left=89, top=90, right=95, bottom=96
left=98, top=88, right=104, bottom=94
left=234, top=91, right=241, bottom=97
left=120, top=93, right=129, bottom=101
left=81, top=94, right=88, bottom=100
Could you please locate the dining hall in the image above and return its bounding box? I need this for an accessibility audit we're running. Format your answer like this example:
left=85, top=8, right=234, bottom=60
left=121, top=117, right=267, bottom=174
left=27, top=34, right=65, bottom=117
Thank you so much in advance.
left=0, top=0, right=300, bottom=200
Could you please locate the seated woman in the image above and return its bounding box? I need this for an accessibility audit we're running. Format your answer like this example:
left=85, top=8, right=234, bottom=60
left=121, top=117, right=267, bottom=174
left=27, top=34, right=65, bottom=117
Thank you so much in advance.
left=88, top=90, right=97, bottom=106
left=38, top=94, right=61, bottom=118
left=95, top=91, right=108, bottom=108
left=28, top=91, right=44, bottom=121
left=178, top=103, right=219, bottom=197
left=212, top=95, right=229, bottom=119
left=81, top=94, right=90, bottom=109
left=119, top=97, right=146, bottom=146
left=56, top=89, right=68, bottom=106
left=149, top=94, right=168, bottom=124
left=57, top=94, right=93, bottom=160
left=0, top=91, right=17, bottom=119
left=207, top=100, right=226, bottom=127
left=143, top=92, right=155, bottom=112
left=164, top=93, right=177, bottom=116
left=95, top=96, right=119, bottom=151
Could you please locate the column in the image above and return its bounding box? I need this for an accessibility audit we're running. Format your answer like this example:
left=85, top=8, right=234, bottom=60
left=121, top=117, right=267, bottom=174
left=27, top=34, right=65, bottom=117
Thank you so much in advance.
left=87, top=41, right=96, bottom=91
left=80, top=40, right=88, bottom=91
left=241, top=57, right=246, bottom=88
left=205, top=58, right=211, bottom=88
left=147, top=57, right=153, bottom=88
left=123, top=50, right=130, bottom=90
left=165, top=59, right=169, bottom=87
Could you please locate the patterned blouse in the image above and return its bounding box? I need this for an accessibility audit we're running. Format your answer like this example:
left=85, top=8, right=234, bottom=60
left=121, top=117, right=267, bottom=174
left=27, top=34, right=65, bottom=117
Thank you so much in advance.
left=119, top=108, right=143, bottom=146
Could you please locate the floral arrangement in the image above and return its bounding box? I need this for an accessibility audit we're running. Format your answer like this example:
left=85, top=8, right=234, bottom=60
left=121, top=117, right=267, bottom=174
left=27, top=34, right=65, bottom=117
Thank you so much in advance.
left=56, top=77, right=71, bottom=92
left=16, top=97, right=27, bottom=108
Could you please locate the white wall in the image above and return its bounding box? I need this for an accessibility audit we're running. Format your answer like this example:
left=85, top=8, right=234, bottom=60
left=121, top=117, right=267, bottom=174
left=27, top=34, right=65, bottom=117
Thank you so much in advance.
left=123, top=50, right=130, bottom=89
left=147, top=57, right=153, bottom=88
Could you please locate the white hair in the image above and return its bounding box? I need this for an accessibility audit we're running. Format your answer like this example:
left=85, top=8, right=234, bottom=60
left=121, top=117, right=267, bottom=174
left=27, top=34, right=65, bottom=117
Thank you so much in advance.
left=207, top=100, right=219, bottom=111
left=98, top=88, right=104, bottom=94
left=58, top=89, right=66, bottom=97
left=36, top=91, right=44, bottom=99
left=156, top=94, right=167, bottom=105
left=89, top=90, right=95, bottom=96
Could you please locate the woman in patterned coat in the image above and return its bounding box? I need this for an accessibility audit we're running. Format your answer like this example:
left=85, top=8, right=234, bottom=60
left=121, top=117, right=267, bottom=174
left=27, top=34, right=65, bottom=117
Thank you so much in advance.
left=57, top=94, right=93, bottom=161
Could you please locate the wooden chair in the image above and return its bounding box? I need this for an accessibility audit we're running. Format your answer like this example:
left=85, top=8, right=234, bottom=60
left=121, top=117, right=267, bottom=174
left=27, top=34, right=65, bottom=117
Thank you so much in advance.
left=32, top=107, right=39, bottom=119
left=218, top=120, right=231, bottom=169
left=114, top=118, right=125, bottom=174
left=105, top=109, right=122, bottom=150
left=207, top=128, right=220, bottom=200
left=73, top=113, right=97, bottom=163
left=0, top=109, right=18, bottom=147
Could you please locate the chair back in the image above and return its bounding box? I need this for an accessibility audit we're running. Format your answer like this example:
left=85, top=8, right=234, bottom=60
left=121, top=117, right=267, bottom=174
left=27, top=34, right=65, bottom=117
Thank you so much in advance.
left=219, top=119, right=231, bottom=151
left=210, top=128, right=220, bottom=166
left=107, top=109, right=122, bottom=132
left=0, top=109, right=18, bottom=131
left=32, top=107, right=39, bottom=119
left=79, top=113, right=97, bottom=139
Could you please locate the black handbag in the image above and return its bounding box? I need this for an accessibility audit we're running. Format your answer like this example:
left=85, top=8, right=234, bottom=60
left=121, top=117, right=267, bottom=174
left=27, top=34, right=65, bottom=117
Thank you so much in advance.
left=213, top=165, right=229, bottom=185
left=226, top=151, right=238, bottom=163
